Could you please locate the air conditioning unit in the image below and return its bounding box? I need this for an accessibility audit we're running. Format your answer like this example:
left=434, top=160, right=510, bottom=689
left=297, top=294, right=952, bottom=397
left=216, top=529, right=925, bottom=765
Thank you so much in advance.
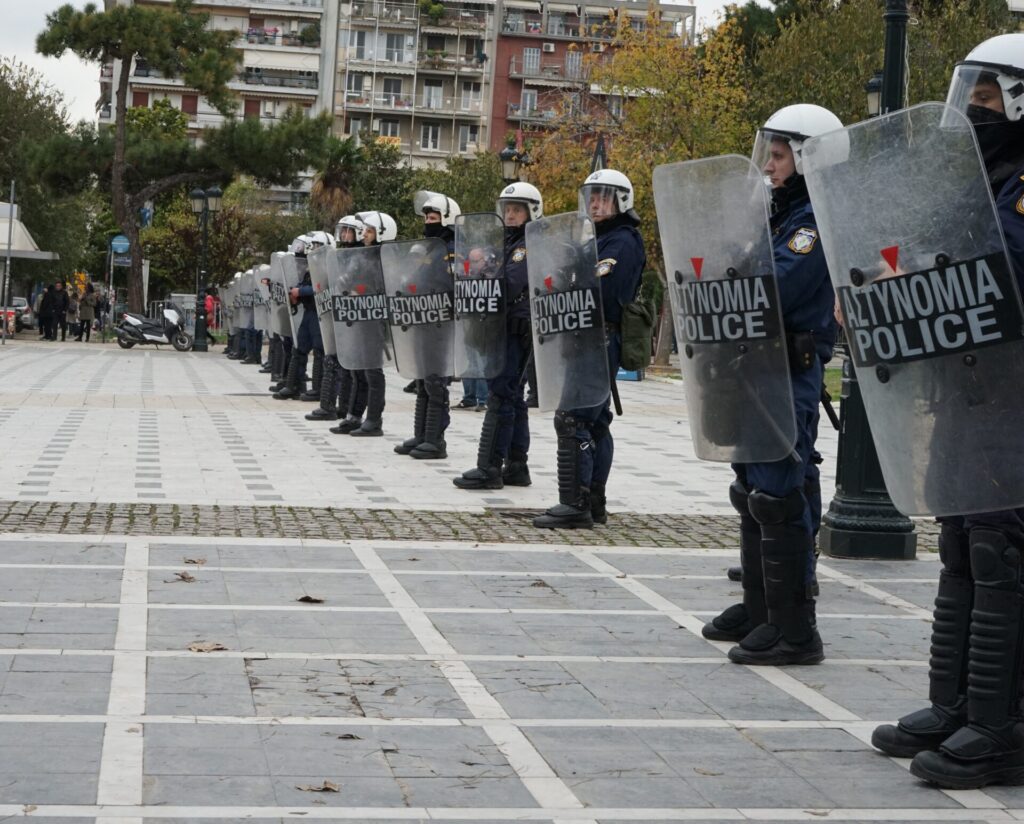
left=289, top=20, right=299, bottom=32
left=592, top=43, right=606, bottom=53
left=372, top=118, right=381, bottom=131
left=263, top=100, right=275, bottom=116
left=542, top=42, right=555, bottom=53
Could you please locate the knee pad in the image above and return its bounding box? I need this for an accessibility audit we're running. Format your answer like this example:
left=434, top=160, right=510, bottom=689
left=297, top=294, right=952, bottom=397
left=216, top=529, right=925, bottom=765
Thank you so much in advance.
left=938, top=522, right=970, bottom=576
left=553, top=410, right=577, bottom=438
left=748, top=488, right=805, bottom=526
left=970, top=528, right=1021, bottom=589
left=728, top=478, right=751, bottom=518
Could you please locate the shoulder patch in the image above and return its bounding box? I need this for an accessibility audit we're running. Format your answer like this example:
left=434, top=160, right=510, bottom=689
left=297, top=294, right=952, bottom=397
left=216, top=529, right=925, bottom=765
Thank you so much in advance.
left=596, top=257, right=617, bottom=277
left=1016, top=193, right=1024, bottom=216
left=512, top=247, right=526, bottom=263
left=788, top=227, right=818, bottom=255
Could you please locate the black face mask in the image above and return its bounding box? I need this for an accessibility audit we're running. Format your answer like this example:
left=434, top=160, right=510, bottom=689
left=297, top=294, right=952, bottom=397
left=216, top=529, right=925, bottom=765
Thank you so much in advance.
left=966, top=107, right=1024, bottom=191
left=505, top=224, right=526, bottom=243
left=967, top=103, right=1009, bottom=127
left=423, top=222, right=448, bottom=240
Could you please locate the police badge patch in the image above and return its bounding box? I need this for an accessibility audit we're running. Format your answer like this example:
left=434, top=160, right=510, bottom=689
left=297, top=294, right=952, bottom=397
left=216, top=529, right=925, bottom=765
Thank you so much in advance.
left=1016, top=193, right=1024, bottom=216
left=788, top=228, right=818, bottom=255
left=596, top=258, right=617, bottom=277
left=512, top=247, right=526, bottom=263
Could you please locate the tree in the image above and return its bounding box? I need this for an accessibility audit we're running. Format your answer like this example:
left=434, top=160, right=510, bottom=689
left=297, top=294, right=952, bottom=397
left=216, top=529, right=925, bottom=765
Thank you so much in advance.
left=310, top=136, right=360, bottom=230
left=36, top=0, right=331, bottom=311
left=0, top=58, right=92, bottom=292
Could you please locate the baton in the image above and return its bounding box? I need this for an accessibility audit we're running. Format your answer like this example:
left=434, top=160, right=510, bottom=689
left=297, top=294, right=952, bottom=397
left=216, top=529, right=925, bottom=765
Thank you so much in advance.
left=610, top=376, right=623, bottom=417
left=820, top=383, right=840, bottom=431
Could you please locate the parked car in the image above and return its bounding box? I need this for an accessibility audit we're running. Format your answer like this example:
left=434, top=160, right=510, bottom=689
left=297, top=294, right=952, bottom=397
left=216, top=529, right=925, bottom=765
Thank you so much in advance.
left=9, top=297, right=33, bottom=331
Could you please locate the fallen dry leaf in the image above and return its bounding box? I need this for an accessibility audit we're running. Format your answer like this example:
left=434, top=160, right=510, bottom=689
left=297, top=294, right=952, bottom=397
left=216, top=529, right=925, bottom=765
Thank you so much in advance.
left=165, top=571, right=196, bottom=583
left=382, top=686, right=398, bottom=697
left=188, top=641, right=227, bottom=653
left=295, top=780, right=339, bottom=793
left=297, top=595, right=325, bottom=604
left=693, top=767, right=723, bottom=776
left=336, top=733, right=362, bottom=740
left=529, top=580, right=551, bottom=588
left=184, top=557, right=206, bottom=565
left=22, top=805, right=36, bottom=814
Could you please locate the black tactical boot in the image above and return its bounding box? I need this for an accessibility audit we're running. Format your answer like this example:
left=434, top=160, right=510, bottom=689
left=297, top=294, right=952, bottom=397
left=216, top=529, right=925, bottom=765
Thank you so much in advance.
left=307, top=357, right=339, bottom=421
left=910, top=529, right=1024, bottom=789
left=350, top=419, right=383, bottom=437
left=727, top=490, right=823, bottom=666
left=300, top=349, right=323, bottom=401
left=332, top=416, right=362, bottom=434
left=410, top=395, right=448, bottom=460
left=273, top=351, right=306, bottom=400
left=591, top=483, right=607, bottom=525
left=394, top=390, right=427, bottom=455
left=351, top=370, right=385, bottom=437
left=873, top=522, right=971, bottom=757
left=455, top=396, right=503, bottom=490
left=533, top=412, right=593, bottom=529
left=704, top=482, right=767, bottom=642
left=502, top=450, right=532, bottom=487
left=727, top=567, right=743, bottom=582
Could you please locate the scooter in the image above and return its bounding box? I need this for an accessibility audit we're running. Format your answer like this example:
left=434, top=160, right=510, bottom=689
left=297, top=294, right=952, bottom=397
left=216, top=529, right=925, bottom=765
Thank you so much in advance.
left=116, top=303, right=193, bottom=351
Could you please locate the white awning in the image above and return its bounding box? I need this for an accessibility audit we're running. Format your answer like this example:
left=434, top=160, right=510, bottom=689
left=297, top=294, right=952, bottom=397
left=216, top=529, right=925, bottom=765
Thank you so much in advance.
left=504, top=0, right=541, bottom=9
left=244, top=50, right=321, bottom=71
left=546, top=3, right=579, bottom=13
left=0, top=218, right=58, bottom=261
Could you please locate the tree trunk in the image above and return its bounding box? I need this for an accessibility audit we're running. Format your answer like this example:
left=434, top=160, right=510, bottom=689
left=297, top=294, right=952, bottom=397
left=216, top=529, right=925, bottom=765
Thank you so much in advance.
left=125, top=221, right=144, bottom=314
left=111, top=56, right=146, bottom=312
left=651, top=261, right=674, bottom=367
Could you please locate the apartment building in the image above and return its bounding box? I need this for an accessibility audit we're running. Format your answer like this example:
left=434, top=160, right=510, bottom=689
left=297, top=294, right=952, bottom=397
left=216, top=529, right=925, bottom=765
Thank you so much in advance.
left=492, top=0, right=695, bottom=151
left=335, top=0, right=496, bottom=167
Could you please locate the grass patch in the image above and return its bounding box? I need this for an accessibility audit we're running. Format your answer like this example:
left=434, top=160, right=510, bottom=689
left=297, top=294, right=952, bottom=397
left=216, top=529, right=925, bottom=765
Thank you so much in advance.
left=824, top=367, right=842, bottom=400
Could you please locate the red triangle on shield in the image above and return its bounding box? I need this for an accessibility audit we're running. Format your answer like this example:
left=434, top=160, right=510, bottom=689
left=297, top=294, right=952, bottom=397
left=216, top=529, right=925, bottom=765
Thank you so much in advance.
left=881, top=245, right=899, bottom=272
left=544, top=275, right=554, bottom=291
left=690, top=257, right=704, bottom=279
left=355, top=284, right=366, bottom=295
left=409, top=284, right=417, bottom=294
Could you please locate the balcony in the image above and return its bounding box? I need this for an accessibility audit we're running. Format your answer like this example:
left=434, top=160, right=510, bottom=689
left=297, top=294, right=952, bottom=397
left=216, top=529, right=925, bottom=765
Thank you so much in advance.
left=502, top=15, right=544, bottom=35
left=342, top=92, right=414, bottom=110
left=508, top=56, right=586, bottom=84
left=348, top=1, right=417, bottom=26
left=420, top=9, right=488, bottom=31
left=506, top=102, right=559, bottom=124
left=242, top=69, right=319, bottom=90
left=242, top=27, right=320, bottom=49
left=416, top=52, right=486, bottom=73
left=415, top=95, right=485, bottom=115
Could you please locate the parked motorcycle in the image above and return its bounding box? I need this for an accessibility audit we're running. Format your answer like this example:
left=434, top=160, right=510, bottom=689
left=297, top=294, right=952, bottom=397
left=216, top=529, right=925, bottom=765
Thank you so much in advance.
left=116, top=303, right=193, bottom=351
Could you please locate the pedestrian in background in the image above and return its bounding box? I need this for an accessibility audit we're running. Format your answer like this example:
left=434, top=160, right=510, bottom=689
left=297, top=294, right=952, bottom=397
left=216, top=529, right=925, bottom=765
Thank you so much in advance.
left=77, top=283, right=97, bottom=342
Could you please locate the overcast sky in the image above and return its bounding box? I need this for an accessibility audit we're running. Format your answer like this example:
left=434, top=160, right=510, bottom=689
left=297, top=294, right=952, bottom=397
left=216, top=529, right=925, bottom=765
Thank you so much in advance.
left=3, top=0, right=734, bottom=127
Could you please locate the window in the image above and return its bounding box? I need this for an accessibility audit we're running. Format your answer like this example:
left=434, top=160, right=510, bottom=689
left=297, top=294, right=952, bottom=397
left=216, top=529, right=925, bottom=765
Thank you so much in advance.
left=565, top=50, right=582, bottom=80
left=608, top=95, right=623, bottom=119
left=181, top=94, right=198, bottom=115
left=464, top=38, right=482, bottom=59
left=379, top=119, right=400, bottom=137
left=458, top=124, right=479, bottom=153
left=522, top=47, right=541, bottom=74
left=348, top=117, right=364, bottom=145
left=385, top=33, right=405, bottom=62
left=346, top=72, right=367, bottom=102
left=460, top=81, right=481, bottom=112
left=423, top=79, right=443, bottom=109
left=520, top=89, right=537, bottom=115
left=348, top=29, right=366, bottom=59
left=425, top=35, right=445, bottom=52
left=132, top=91, right=149, bottom=108
left=244, top=98, right=260, bottom=119
left=382, top=78, right=402, bottom=105
left=420, top=122, right=440, bottom=150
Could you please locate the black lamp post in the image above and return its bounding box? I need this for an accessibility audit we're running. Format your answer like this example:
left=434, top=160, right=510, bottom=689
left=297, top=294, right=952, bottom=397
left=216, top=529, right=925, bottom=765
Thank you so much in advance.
left=499, top=142, right=531, bottom=183
left=817, top=50, right=916, bottom=560
left=189, top=186, right=222, bottom=352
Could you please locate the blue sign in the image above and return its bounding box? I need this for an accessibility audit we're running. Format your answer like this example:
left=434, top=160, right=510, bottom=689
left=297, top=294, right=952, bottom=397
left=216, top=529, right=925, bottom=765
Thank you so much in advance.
left=111, top=235, right=130, bottom=254
left=113, top=254, right=132, bottom=268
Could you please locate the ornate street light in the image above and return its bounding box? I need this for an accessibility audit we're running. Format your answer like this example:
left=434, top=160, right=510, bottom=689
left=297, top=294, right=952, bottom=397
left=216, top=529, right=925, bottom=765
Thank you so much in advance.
left=189, top=185, right=222, bottom=353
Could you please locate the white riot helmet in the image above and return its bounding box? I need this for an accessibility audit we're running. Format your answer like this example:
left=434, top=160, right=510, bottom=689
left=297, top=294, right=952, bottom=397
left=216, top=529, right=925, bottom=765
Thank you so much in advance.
left=578, top=169, right=633, bottom=219
left=356, top=211, right=398, bottom=242
left=414, top=190, right=461, bottom=227
left=334, top=215, right=364, bottom=245
left=751, top=104, right=844, bottom=177
left=947, top=34, right=1024, bottom=123
left=497, top=181, right=543, bottom=222
left=288, top=230, right=335, bottom=256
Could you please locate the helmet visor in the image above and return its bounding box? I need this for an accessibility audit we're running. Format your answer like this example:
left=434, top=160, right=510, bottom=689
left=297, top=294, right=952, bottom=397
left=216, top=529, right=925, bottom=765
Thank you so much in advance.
left=752, top=129, right=803, bottom=181
left=578, top=184, right=621, bottom=220
left=287, top=238, right=308, bottom=255
left=946, top=63, right=1009, bottom=122
left=497, top=198, right=533, bottom=225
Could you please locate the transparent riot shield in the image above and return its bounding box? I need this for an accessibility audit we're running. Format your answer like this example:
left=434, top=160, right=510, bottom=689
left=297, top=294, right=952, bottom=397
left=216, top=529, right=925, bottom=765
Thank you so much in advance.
left=307, top=246, right=337, bottom=357
left=237, top=272, right=254, bottom=330
left=380, top=238, right=455, bottom=380
left=284, top=254, right=307, bottom=341
left=268, top=252, right=294, bottom=340
left=803, top=102, right=1024, bottom=516
left=222, top=282, right=236, bottom=334
left=454, top=212, right=507, bottom=378
left=254, top=265, right=271, bottom=335
left=331, top=245, right=390, bottom=370
left=652, top=155, right=797, bottom=463
left=525, top=212, right=608, bottom=412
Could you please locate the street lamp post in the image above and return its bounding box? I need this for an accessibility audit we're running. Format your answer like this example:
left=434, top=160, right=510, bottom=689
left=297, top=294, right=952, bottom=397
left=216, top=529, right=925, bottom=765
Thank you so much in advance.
left=499, top=141, right=531, bottom=183
left=189, top=186, right=222, bottom=353
left=817, top=46, right=917, bottom=560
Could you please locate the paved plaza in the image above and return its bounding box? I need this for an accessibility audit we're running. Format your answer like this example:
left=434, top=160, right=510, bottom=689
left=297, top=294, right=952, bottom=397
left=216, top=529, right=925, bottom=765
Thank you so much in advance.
left=0, top=340, right=1015, bottom=823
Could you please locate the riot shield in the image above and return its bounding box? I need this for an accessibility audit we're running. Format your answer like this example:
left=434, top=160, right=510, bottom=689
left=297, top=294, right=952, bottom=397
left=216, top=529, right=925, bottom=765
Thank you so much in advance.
left=222, top=282, right=236, bottom=333
left=268, top=252, right=294, bottom=340
left=524, top=213, right=608, bottom=412
left=331, top=245, right=390, bottom=370
left=454, top=213, right=507, bottom=379
left=380, top=238, right=455, bottom=379
left=254, top=265, right=271, bottom=335
left=237, top=271, right=255, bottom=330
left=307, top=246, right=337, bottom=357
left=652, top=155, right=797, bottom=463
left=802, top=102, right=1024, bottom=516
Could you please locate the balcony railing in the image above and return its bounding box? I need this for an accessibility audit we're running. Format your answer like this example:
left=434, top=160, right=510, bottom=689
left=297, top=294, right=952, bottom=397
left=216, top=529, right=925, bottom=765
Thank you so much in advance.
left=243, top=71, right=319, bottom=89
left=508, top=56, right=586, bottom=83
left=341, top=92, right=482, bottom=114
left=243, top=27, right=320, bottom=48
left=417, top=52, right=486, bottom=72
left=349, top=1, right=417, bottom=24
left=506, top=102, right=559, bottom=123
left=502, top=16, right=544, bottom=34
left=421, top=10, right=488, bottom=29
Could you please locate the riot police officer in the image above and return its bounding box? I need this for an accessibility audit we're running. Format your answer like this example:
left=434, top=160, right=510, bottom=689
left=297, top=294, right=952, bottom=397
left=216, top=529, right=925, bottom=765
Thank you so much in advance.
left=274, top=231, right=334, bottom=400
left=870, top=35, right=1024, bottom=789
left=700, top=105, right=841, bottom=667
left=394, top=193, right=459, bottom=459
left=533, top=170, right=645, bottom=529
left=454, top=183, right=542, bottom=490
left=333, top=210, right=397, bottom=438
left=307, top=216, right=363, bottom=422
